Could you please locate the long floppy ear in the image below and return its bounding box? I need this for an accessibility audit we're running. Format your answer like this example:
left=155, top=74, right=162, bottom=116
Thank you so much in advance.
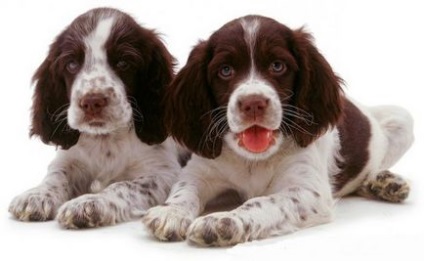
left=132, top=32, right=174, bottom=145
left=290, top=28, right=343, bottom=147
left=30, top=41, right=80, bottom=149
left=165, top=41, right=221, bottom=158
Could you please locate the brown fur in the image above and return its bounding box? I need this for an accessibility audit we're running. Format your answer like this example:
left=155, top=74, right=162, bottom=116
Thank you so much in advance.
left=334, top=98, right=371, bottom=191
left=164, top=15, right=343, bottom=158
left=30, top=8, right=174, bottom=149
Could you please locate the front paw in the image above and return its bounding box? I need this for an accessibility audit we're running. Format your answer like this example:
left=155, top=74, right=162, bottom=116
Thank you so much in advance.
left=9, top=189, right=61, bottom=221
left=57, top=195, right=115, bottom=229
left=142, top=205, right=193, bottom=241
left=187, top=212, right=245, bottom=247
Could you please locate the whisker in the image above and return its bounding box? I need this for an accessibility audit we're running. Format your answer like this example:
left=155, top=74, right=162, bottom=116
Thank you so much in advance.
left=127, top=96, right=144, bottom=123
left=282, top=117, right=315, bottom=136
left=282, top=103, right=316, bottom=126
left=49, top=117, right=69, bottom=140
left=283, top=111, right=315, bottom=125
left=53, top=109, right=68, bottom=123
left=200, top=106, right=227, bottom=120
left=50, top=103, right=70, bottom=116
left=282, top=104, right=313, bottom=117
left=199, top=107, right=229, bottom=153
left=274, top=90, right=294, bottom=102
left=47, top=103, right=70, bottom=123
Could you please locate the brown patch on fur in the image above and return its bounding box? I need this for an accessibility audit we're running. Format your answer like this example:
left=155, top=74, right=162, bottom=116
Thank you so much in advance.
left=217, top=218, right=236, bottom=240
left=357, top=171, right=410, bottom=203
left=202, top=230, right=218, bottom=245
left=334, top=98, right=371, bottom=192
left=164, top=16, right=342, bottom=158
left=243, top=221, right=252, bottom=233
left=148, top=217, right=160, bottom=231
left=165, top=231, right=181, bottom=241
left=201, top=217, right=219, bottom=244
left=289, top=28, right=343, bottom=147
left=28, top=211, right=47, bottom=221
left=141, top=182, right=152, bottom=189
left=204, top=189, right=243, bottom=214
left=30, top=8, right=174, bottom=149
left=291, top=197, right=300, bottom=204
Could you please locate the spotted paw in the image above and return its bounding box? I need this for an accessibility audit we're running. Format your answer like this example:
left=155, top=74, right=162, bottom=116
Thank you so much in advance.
left=9, top=189, right=62, bottom=221
left=359, top=170, right=410, bottom=203
left=142, top=205, right=193, bottom=241
left=57, top=195, right=116, bottom=229
left=187, top=212, right=245, bottom=247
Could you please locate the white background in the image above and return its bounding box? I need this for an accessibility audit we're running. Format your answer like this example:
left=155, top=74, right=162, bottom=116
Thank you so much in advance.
left=0, top=0, right=423, bottom=260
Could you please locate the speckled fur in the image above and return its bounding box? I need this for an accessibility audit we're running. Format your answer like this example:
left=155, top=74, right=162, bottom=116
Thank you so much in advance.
left=142, top=16, right=414, bottom=247
left=357, top=171, right=410, bottom=203
left=9, top=8, right=180, bottom=228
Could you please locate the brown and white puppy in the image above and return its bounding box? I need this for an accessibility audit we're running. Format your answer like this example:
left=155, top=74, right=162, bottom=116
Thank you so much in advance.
left=143, top=15, right=414, bottom=246
left=9, top=8, right=181, bottom=229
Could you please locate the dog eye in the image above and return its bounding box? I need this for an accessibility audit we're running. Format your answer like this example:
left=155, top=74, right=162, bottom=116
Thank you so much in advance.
left=270, top=61, right=286, bottom=75
left=66, top=60, right=80, bottom=74
left=218, top=65, right=234, bottom=79
left=116, top=60, right=130, bottom=71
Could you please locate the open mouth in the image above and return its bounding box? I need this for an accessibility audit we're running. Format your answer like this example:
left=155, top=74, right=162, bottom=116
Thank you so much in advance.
left=236, top=125, right=277, bottom=153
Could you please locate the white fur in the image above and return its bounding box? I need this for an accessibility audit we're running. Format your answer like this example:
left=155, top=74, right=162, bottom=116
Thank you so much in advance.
left=53, top=133, right=179, bottom=227
left=333, top=103, right=414, bottom=197
left=142, top=19, right=414, bottom=246
left=68, top=17, right=132, bottom=135
left=240, top=17, right=260, bottom=72
left=227, top=75, right=283, bottom=133
left=9, top=12, right=180, bottom=228
left=226, top=73, right=283, bottom=161
left=144, top=99, right=413, bottom=246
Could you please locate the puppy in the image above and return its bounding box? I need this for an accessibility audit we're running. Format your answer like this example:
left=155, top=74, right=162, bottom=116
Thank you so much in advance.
left=142, top=15, right=414, bottom=246
left=9, top=8, right=181, bottom=229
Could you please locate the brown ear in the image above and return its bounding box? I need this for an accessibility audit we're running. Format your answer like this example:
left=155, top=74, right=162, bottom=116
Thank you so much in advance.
left=165, top=41, right=221, bottom=158
left=289, top=29, right=343, bottom=147
left=30, top=42, right=80, bottom=149
left=132, top=31, right=174, bottom=145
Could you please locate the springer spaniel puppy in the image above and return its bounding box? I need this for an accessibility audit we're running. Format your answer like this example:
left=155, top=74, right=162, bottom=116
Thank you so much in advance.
left=143, top=15, right=414, bottom=246
left=9, top=8, right=181, bottom=229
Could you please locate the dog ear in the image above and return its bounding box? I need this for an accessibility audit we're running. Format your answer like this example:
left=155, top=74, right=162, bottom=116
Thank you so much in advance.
left=165, top=41, right=222, bottom=158
left=290, top=28, right=343, bottom=147
left=30, top=39, right=80, bottom=149
left=131, top=30, right=174, bottom=145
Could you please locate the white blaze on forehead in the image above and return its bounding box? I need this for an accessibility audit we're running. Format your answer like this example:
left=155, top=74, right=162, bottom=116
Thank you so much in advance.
left=240, top=17, right=260, bottom=72
left=227, top=19, right=282, bottom=133
left=68, top=14, right=133, bottom=134
left=85, top=17, right=115, bottom=66
left=237, top=18, right=264, bottom=88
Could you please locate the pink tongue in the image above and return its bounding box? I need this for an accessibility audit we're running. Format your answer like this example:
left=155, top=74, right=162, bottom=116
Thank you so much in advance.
left=240, top=126, right=273, bottom=153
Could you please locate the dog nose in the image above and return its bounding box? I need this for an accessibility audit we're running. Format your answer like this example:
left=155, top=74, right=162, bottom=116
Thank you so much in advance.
left=238, top=95, right=269, bottom=119
left=79, top=93, right=108, bottom=115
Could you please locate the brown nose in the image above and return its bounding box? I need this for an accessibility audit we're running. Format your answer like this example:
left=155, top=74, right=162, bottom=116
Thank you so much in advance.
left=79, top=93, right=108, bottom=115
left=238, top=95, right=269, bottom=119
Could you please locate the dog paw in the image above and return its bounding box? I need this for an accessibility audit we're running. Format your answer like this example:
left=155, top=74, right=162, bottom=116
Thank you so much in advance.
left=142, top=205, right=193, bottom=241
left=359, top=170, right=410, bottom=203
left=9, top=189, right=61, bottom=221
left=57, top=195, right=115, bottom=229
left=187, top=212, right=245, bottom=247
